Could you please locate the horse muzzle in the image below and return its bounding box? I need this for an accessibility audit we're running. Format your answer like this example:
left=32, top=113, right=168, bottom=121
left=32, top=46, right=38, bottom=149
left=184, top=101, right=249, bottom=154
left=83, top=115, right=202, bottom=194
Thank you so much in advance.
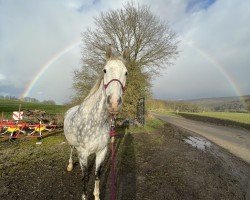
left=107, top=95, right=122, bottom=114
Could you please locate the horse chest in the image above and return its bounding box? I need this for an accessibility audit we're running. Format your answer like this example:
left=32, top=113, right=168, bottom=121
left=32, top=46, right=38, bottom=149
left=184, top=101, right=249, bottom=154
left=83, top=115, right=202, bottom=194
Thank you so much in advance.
left=67, top=114, right=109, bottom=149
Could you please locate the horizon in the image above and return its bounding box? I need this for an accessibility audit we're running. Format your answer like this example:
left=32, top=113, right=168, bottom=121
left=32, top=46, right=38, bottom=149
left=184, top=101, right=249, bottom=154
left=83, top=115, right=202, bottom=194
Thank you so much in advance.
left=1, top=93, right=249, bottom=106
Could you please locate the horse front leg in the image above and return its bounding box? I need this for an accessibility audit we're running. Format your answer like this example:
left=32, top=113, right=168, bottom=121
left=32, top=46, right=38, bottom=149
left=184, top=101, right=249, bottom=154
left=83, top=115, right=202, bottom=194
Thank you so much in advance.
left=81, top=165, right=88, bottom=200
left=94, top=147, right=107, bottom=200
left=78, top=150, right=88, bottom=200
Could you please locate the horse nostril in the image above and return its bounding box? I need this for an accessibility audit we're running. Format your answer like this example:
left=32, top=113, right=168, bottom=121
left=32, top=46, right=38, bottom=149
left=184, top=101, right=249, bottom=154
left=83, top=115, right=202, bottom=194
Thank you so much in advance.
left=107, top=95, right=111, bottom=105
left=118, top=97, right=122, bottom=106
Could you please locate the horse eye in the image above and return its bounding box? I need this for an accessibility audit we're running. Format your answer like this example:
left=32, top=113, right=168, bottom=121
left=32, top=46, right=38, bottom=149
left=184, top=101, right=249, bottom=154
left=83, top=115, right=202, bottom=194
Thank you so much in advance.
left=125, top=72, right=128, bottom=76
left=103, top=69, right=107, bottom=73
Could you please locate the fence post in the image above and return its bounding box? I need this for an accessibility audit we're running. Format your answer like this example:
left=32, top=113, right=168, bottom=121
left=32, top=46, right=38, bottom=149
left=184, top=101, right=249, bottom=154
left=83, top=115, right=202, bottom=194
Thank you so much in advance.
left=137, top=97, right=145, bottom=126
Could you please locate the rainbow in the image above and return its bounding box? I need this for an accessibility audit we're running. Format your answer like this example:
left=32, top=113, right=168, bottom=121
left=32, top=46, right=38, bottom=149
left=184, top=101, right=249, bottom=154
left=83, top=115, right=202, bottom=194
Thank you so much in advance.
left=182, top=39, right=247, bottom=107
left=183, top=40, right=243, bottom=97
left=20, top=38, right=245, bottom=107
left=20, top=41, right=81, bottom=99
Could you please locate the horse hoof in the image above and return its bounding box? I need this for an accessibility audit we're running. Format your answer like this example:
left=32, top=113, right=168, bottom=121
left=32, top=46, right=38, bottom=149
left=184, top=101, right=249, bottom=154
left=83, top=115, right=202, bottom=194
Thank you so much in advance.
left=67, top=163, right=73, bottom=172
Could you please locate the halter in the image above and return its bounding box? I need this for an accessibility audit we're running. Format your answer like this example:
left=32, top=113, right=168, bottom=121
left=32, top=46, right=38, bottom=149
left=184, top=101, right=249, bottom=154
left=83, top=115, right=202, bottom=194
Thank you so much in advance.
left=104, top=79, right=126, bottom=92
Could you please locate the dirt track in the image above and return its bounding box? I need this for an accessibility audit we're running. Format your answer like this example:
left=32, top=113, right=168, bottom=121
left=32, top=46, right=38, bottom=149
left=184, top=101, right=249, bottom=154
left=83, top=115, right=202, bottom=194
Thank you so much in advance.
left=154, top=113, right=250, bottom=164
left=0, top=121, right=249, bottom=200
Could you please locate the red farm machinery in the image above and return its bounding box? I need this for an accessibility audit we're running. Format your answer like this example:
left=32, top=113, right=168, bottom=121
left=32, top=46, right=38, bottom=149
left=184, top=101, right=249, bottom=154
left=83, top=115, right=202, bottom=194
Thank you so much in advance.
left=0, top=109, right=62, bottom=141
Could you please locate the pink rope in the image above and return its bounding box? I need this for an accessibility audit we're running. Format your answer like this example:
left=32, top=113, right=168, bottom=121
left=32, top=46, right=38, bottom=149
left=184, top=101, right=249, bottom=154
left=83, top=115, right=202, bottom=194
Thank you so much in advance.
left=110, top=136, right=116, bottom=200
left=110, top=115, right=116, bottom=200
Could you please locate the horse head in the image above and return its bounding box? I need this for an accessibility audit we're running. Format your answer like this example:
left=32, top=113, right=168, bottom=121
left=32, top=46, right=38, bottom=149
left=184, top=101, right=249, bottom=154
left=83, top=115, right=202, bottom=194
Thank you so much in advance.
left=103, top=45, right=129, bottom=114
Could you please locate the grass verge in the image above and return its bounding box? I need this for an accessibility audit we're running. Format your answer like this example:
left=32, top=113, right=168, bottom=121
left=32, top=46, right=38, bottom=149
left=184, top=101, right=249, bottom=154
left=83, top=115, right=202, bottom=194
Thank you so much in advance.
left=129, top=116, right=165, bottom=133
left=178, top=112, right=250, bottom=130
left=181, top=112, right=250, bottom=124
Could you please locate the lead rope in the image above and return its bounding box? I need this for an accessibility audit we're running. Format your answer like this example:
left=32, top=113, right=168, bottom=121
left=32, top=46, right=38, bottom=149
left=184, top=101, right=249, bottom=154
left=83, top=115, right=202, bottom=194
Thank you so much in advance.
left=110, top=115, right=116, bottom=200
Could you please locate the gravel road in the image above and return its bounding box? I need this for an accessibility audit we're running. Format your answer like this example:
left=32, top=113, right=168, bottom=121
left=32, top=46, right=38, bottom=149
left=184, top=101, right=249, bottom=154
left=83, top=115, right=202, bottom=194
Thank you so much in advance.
left=154, top=113, right=250, bottom=164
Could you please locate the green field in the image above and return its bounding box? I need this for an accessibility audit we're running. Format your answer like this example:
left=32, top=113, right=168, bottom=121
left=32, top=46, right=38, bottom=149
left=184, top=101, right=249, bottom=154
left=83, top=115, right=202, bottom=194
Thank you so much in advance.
left=0, top=99, right=67, bottom=118
left=182, top=112, right=250, bottom=124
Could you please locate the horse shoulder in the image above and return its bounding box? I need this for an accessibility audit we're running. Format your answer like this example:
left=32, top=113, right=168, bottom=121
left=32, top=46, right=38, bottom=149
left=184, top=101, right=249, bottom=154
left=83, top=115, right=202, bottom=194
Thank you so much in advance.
left=65, top=105, right=80, bottom=119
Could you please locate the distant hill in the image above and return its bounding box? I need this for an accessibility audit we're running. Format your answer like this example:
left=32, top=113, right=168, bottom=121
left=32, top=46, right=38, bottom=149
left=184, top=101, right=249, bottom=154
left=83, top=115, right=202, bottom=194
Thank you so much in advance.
left=183, top=95, right=250, bottom=112
left=148, top=95, right=250, bottom=113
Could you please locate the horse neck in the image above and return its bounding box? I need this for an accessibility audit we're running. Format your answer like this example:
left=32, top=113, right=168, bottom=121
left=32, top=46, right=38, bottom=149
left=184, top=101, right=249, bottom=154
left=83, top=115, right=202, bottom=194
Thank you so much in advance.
left=80, top=81, right=108, bottom=120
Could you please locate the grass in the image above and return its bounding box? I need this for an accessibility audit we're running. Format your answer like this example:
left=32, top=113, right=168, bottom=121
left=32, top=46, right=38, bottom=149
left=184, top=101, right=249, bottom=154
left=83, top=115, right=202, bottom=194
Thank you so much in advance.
left=0, top=116, right=165, bottom=186
left=130, top=116, right=165, bottom=133
left=151, top=110, right=179, bottom=117
left=151, top=109, right=250, bottom=129
left=0, top=99, right=67, bottom=118
left=0, top=133, right=68, bottom=174
left=151, top=107, right=250, bottom=125
left=181, top=111, right=250, bottom=124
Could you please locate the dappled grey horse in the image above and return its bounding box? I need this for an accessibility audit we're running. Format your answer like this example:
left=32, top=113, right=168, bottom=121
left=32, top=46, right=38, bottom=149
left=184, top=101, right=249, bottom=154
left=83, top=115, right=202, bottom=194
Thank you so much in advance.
left=64, top=45, right=128, bottom=200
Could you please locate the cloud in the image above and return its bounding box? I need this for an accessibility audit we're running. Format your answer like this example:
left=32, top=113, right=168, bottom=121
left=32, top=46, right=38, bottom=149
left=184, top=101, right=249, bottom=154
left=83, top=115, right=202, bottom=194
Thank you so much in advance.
left=0, top=84, right=23, bottom=97
left=0, top=0, right=99, bottom=103
left=0, top=0, right=249, bottom=104
left=65, top=0, right=98, bottom=12
left=152, top=0, right=250, bottom=99
left=186, top=0, right=216, bottom=13
left=0, top=73, right=6, bottom=81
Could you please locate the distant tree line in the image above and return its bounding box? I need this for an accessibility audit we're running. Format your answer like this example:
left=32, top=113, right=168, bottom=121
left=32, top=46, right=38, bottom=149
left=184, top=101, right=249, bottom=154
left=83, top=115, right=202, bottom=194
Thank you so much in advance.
left=213, top=102, right=245, bottom=112
left=0, top=95, right=19, bottom=100
left=147, top=98, right=250, bottom=113
left=147, top=99, right=204, bottom=113
left=0, top=95, right=56, bottom=105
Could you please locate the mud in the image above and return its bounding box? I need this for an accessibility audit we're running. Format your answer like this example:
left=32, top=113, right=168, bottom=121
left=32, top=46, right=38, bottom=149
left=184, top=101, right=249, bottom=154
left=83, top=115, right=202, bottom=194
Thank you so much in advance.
left=0, top=122, right=249, bottom=200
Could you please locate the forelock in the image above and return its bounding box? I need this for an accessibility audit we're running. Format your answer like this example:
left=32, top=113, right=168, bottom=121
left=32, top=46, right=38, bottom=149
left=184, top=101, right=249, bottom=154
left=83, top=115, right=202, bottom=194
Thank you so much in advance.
left=106, top=56, right=127, bottom=66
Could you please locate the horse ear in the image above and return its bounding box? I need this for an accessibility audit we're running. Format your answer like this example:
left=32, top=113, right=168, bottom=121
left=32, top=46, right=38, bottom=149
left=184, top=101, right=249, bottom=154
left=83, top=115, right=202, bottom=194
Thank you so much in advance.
left=106, top=44, right=113, bottom=59
left=122, top=46, right=129, bottom=60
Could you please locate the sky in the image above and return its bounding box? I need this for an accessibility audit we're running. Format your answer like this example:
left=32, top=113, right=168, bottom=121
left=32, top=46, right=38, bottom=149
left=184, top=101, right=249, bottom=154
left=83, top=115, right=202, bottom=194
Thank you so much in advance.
left=0, top=0, right=249, bottom=104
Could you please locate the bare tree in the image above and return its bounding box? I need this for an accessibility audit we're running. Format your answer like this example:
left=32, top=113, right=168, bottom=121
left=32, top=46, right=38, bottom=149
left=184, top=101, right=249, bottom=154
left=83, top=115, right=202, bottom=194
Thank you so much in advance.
left=73, top=2, right=178, bottom=116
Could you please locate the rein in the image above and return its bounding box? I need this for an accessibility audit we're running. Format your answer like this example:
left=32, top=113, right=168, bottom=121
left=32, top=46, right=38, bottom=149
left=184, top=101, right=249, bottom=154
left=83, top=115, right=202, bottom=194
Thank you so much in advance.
left=109, top=115, right=117, bottom=200
left=104, top=79, right=126, bottom=92
left=105, top=79, right=125, bottom=200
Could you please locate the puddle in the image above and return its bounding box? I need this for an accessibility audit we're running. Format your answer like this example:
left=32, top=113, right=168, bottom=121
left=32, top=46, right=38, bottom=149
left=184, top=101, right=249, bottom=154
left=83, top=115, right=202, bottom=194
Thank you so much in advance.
left=36, top=141, right=42, bottom=145
left=184, top=136, right=211, bottom=151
